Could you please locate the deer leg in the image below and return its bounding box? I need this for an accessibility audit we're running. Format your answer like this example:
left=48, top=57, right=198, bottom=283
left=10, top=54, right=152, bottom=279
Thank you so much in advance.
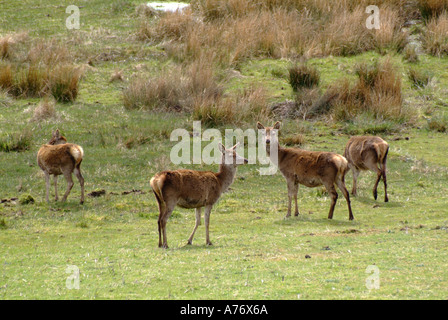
left=325, top=183, right=338, bottom=220
left=53, top=175, right=58, bottom=201
left=382, top=168, right=388, bottom=202
left=293, top=181, right=299, bottom=216
left=204, top=205, right=213, bottom=246
left=187, top=207, right=202, bottom=245
left=44, top=172, right=50, bottom=203
left=74, top=165, right=85, bottom=204
left=61, top=171, right=74, bottom=202
left=365, top=160, right=382, bottom=201
left=336, top=178, right=354, bottom=221
left=160, top=202, right=175, bottom=249
left=285, top=178, right=296, bottom=218
left=380, top=160, right=388, bottom=203
left=351, top=166, right=360, bottom=196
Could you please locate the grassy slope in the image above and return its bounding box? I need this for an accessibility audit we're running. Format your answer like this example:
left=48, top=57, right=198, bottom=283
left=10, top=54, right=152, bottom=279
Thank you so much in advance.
left=1, top=0, right=448, bottom=299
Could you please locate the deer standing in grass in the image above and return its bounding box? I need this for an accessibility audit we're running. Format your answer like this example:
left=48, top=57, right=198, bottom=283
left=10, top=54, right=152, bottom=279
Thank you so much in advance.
left=257, top=121, right=354, bottom=220
left=344, top=136, right=389, bottom=202
left=37, top=129, right=85, bottom=204
left=150, top=143, right=248, bottom=248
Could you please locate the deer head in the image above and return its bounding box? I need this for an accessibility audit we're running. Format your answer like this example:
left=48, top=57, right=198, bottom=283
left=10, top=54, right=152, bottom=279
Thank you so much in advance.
left=48, top=129, right=68, bottom=145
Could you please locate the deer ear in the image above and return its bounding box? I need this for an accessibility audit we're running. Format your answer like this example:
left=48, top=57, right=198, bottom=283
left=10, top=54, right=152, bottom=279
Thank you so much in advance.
left=232, top=142, right=240, bottom=150
left=256, top=122, right=265, bottom=130
left=53, top=129, right=60, bottom=137
left=218, top=143, right=226, bottom=153
left=273, top=121, right=282, bottom=130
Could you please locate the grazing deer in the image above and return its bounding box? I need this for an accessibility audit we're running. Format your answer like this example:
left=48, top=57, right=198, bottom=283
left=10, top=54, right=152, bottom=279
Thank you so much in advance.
left=150, top=143, right=248, bottom=248
left=257, top=121, right=354, bottom=220
left=344, top=136, right=389, bottom=202
left=37, top=129, right=85, bottom=204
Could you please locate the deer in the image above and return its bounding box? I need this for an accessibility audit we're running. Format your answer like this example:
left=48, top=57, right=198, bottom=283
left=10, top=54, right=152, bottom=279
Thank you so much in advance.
left=37, top=129, right=85, bottom=204
left=257, top=121, right=354, bottom=220
left=150, top=143, right=248, bottom=249
left=344, top=136, right=389, bottom=202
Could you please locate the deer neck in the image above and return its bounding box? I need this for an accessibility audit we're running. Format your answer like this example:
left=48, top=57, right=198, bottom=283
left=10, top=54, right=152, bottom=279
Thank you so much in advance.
left=216, top=163, right=237, bottom=193
left=267, top=142, right=297, bottom=165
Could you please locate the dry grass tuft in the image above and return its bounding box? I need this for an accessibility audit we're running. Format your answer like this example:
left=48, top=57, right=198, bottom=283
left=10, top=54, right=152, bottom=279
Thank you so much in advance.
left=123, top=58, right=222, bottom=112
left=308, top=58, right=405, bottom=121
left=139, top=1, right=407, bottom=66
left=31, top=97, right=57, bottom=122
left=423, top=11, right=448, bottom=57
left=418, top=0, right=448, bottom=20
left=289, top=63, right=320, bottom=91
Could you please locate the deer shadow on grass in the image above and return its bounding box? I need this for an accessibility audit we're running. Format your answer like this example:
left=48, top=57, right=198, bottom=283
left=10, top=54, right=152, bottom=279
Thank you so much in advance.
left=351, top=195, right=403, bottom=208
left=273, top=211, right=361, bottom=227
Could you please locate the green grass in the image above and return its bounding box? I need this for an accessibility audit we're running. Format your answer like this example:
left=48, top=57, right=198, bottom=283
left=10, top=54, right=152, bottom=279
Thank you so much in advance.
left=1, top=0, right=448, bottom=300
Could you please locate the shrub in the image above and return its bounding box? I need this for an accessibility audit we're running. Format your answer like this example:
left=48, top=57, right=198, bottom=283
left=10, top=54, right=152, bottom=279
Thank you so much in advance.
left=288, top=64, right=320, bottom=91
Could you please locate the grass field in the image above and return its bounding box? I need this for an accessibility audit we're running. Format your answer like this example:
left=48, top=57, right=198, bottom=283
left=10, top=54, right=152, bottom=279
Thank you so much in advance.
left=1, top=0, right=448, bottom=300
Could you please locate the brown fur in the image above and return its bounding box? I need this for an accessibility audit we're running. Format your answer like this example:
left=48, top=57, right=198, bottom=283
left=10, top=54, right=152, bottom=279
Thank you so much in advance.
left=257, top=121, right=354, bottom=220
left=37, top=130, right=85, bottom=204
left=344, top=136, right=389, bottom=202
left=150, top=143, right=248, bottom=248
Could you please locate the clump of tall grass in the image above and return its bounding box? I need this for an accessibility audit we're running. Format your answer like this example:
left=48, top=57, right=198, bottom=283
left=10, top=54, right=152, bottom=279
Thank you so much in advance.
left=0, top=89, right=12, bottom=107
left=0, top=129, right=32, bottom=152
left=423, top=11, right=448, bottom=57
left=403, top=45, right=420, bottom=63
left=288, top=63, right=320, bottom=91
left=310, top=58, right=406, bottom=122
left=192, top=86, right=269, bottom=126
left=138, top=1, right=407, bottom=67
left=123, top=59, right=223, bottom=111
left=418, top=0, right=448, bottom=20
left=408, top=68, right=432, bottom=89
left=0, top=63, right=82, bottom=101
left=49, top=65, right=82, bottom=102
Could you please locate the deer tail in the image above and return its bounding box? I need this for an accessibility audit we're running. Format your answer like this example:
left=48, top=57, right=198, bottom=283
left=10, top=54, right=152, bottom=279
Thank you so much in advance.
left=150, top=173, right=166, bottom=214
left=69, top=145, right=84, bottom=166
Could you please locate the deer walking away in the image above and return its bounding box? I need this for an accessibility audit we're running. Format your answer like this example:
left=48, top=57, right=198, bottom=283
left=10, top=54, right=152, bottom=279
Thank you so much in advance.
left=37, top=129, right=85, bottom=204
left=344, top=136, right=389, bottom=202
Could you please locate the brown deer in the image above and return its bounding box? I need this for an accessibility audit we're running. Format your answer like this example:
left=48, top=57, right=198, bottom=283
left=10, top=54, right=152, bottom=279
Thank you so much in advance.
left=150, top=143, right=248, bottom=248
left=257, top=121, right=354, bottom=220
left=37, top=129, right=85, bottom=204
left=344, top=136, right=389, bottom=202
